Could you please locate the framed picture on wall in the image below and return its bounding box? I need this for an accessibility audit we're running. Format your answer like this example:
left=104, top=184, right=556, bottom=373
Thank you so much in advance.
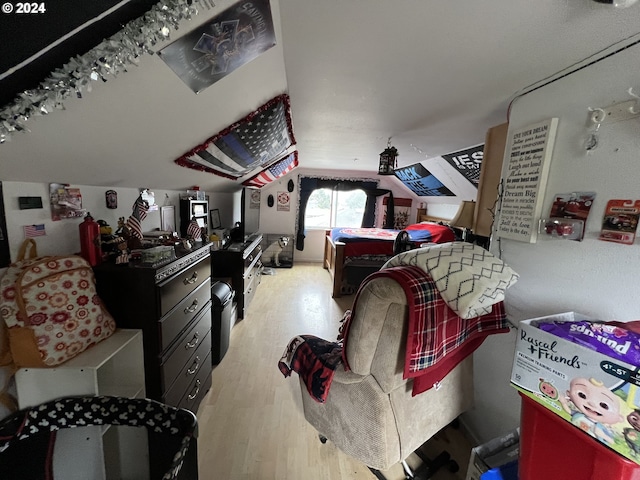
left=160, top=205, right=175, bottom=232
left=210, top=209, right=221, bottom=229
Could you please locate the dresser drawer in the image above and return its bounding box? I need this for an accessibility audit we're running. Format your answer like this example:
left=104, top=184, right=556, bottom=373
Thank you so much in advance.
left=244, top=274, right=258, bottom=311
left=159, top=256, right=211, bottom=316
left=243, top=244, right=262, bottom=272
left=162, top=325, right=212, bottom=406
left=178, top=353, right=213, bottom=413
left=158, top=279, right=211, bottom=353
left=243, top=265, right=260, bottom=293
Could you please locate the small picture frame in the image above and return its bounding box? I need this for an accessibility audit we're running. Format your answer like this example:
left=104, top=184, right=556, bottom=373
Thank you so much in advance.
left=210, top=209, right=221, bottom=229
left=160, top=205, right=175, bottom=232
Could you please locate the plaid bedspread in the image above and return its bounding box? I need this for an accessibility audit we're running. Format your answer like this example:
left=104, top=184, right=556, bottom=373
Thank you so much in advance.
left=278, top=335, right=343, bottom=403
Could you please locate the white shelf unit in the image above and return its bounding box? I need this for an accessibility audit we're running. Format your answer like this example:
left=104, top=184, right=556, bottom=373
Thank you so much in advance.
left=15, top=329, right=149, bottom=480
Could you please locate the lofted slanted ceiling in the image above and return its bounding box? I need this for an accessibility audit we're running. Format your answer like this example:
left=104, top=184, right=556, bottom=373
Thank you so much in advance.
left=1, top=0, right=640, bottom=195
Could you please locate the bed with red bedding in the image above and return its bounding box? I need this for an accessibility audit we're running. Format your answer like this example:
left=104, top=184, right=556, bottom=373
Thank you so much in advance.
left=323, top=222, right=455, bottom=297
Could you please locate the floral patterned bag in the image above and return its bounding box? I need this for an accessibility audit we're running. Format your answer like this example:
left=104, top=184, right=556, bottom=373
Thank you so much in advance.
left=0, top=241, right=115, bottom=368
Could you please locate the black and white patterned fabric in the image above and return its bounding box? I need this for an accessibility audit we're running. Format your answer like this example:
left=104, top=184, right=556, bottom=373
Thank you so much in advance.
left=0, top=396, right=197, bottom=480
left=384, top=242, right=519, bottom=319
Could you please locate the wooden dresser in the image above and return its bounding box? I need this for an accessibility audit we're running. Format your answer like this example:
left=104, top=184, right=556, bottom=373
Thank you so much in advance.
left=94, top=243, right=212, bottom=479
left=210, top=233, right=262, bottom=319
left=94, top=243, right=213, bottom=412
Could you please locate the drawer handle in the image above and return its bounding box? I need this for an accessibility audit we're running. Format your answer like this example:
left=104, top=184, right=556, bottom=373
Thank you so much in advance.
left=183, top=271, right=198, bottom=285
left=247, top=254, right=253, bottom=262
left=185, top=332, right=200, bottom=349
left=184, top=298, right=199, bottom=314
left=187, top=356, right=200, bottom=375
left=188, top=379, right=202, bottom=400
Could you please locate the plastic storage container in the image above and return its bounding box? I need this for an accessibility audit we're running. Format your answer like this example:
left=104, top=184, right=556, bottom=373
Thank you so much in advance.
left=211, top=281, right=235, bottom=364
left=479, top=460, right=518, bottom=480
left=519, top=393, right=640, bottom=480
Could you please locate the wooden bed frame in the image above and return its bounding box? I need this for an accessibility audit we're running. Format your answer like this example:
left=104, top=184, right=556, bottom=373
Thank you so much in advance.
left=323, top=216, right=451, bottom=298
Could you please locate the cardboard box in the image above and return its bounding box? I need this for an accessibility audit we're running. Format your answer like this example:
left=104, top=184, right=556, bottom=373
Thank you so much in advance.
left=465, top=429, right=519, bottom=480
left=511, top=312, right=640, bottom=464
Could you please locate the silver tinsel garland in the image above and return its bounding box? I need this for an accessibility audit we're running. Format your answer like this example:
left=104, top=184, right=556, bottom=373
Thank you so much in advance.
left=0, top=0, right=215, bottom=144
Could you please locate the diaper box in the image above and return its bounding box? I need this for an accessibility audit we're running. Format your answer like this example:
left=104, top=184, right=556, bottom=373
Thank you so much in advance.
left=511, top=312, right=640, bottom=464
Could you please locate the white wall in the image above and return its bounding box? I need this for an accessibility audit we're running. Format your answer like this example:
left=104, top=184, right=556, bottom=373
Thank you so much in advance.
left=463, top=40, right=640, bottom=443
left=2, top=182, right=234, bottom=261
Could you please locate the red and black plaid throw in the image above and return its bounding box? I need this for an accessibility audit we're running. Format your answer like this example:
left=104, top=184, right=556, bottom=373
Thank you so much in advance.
left=278, top=335, right=343, bottom=403
left=343, top=265, right=509, bottom=395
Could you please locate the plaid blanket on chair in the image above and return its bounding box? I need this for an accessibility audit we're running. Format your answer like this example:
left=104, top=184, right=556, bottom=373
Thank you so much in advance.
left=278, top=335, right=343, bottom=403
left=354, top=266, right=509, bottom=395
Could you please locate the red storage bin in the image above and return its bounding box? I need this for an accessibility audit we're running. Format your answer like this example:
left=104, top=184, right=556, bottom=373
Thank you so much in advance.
left=519, top=393, right=640, bottom=480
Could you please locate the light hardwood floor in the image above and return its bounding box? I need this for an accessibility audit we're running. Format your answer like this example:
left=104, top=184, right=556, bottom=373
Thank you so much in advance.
left=197, top=263, right=473, bottom=480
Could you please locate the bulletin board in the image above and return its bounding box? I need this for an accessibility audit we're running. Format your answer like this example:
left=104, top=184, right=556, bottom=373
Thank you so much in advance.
left=496, top=118, right=558, bottom=242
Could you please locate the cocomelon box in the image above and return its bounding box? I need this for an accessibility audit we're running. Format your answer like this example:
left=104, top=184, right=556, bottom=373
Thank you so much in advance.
left=511, top=312, right=640, bottom=464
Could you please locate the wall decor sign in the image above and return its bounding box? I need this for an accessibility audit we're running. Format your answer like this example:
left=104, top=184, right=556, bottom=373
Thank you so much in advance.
left=175, top=94, right=296, bottom=179
left=277, top=191, right=290, bottom=211
left=496, top=118, right=559, bottom=243
left=49, top=183, right=85, bottom=221
left=383, top=197, right=412, bottom=229
left=441, top=144, right=484, bottom=187
left=394, top=163, right=455, bottom=197
left=249, top=189, right=261, bottom=209
left=158, top=0, right=276, bottom=94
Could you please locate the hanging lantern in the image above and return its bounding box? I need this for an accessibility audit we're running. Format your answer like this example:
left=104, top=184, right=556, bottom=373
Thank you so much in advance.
left=378, top=139, right=398, bottom=175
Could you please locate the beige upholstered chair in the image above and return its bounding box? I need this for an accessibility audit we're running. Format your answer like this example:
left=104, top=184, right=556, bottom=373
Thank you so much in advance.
left=299, top=273, right=474, bottom=479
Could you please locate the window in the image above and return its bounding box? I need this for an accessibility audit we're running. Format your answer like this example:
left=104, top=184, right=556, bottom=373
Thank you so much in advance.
left=305, top=188, right=367, bottom=228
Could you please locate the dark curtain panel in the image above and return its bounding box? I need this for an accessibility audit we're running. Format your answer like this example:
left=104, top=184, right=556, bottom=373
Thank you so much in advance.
left=0, top=183, right=9, bottom=267
left=296, top=177, right=394, bottom=250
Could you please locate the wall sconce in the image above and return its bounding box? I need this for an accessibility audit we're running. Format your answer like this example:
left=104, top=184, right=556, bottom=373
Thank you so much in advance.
left=378, top=139, right=398, bottom=176
left=451, top=200, right=476, bottom=241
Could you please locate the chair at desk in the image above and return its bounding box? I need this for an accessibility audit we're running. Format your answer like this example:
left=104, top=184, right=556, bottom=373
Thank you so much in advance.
left=0, top=396, right=197, bottom=480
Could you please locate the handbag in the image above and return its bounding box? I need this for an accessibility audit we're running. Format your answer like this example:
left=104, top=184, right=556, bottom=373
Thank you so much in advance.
left=0, top=239, right=116, bottom=368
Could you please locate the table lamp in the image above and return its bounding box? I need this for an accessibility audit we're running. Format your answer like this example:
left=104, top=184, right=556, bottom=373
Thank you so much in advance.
left=451, top=200, right=476, bottom=241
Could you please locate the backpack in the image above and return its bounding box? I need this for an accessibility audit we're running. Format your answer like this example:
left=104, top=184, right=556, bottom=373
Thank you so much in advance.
left=0, top=239, right=116, bottom=369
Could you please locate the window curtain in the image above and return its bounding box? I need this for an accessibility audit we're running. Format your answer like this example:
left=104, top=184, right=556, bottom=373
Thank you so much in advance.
left=296, top=177, right=395, bottom=250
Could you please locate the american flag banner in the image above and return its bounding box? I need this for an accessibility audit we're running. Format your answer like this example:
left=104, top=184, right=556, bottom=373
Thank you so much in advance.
left=24, top=224, right=46, bottom=238
left=175, top=94, right=296, bottom=180
left=186, top=219, right=202, bottom=240
left=126, top=195, right=149, bottom=239
left=242, top=151, right=298, bottom=188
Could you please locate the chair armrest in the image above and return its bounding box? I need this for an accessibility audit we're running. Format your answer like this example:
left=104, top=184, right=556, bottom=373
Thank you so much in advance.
left=333, top=368, right=367, bottom=384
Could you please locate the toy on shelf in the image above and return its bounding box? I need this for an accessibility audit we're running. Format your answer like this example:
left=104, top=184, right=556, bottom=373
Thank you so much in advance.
left=599, top=199, right=640, bottom=245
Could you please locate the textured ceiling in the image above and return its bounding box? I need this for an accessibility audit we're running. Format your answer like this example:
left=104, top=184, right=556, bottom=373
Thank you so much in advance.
left=1, top=0, right=640, bottom=194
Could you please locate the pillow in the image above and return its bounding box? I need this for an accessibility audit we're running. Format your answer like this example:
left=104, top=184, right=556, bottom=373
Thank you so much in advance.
left=383, top=242, right=518, bottom=319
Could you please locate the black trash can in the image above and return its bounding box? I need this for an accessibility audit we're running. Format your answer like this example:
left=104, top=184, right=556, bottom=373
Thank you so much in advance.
left=211, top=281, right=235, bottom=364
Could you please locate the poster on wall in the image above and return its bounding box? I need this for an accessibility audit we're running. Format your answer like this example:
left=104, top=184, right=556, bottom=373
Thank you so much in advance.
left=441, top=144, right=484, bottom=187
left=383, top=197, right=412, bottom=229
left=250, top=189, right=261, bottom=209
left=49, top=183, right=85, bottom=221
left=394, top=163, right=455, bottom=197
left=277, top=191, right=290, bottom=211
left=158, top=0, right=276, bottom=94
left=496, top=118, right=559, bottom=243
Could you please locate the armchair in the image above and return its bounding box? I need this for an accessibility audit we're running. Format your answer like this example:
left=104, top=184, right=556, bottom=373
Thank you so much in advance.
left=281, top=243, right=517, bottom=479
left=301, top=273, right=472, bottom=479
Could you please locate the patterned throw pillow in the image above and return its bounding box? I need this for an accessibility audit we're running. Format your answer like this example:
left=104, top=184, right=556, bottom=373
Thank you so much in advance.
left=383, top=242, right=519, bottom=319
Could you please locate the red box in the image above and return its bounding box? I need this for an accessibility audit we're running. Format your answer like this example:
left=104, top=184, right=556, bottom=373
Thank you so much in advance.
left=520, top=394, right=640, bottom=480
